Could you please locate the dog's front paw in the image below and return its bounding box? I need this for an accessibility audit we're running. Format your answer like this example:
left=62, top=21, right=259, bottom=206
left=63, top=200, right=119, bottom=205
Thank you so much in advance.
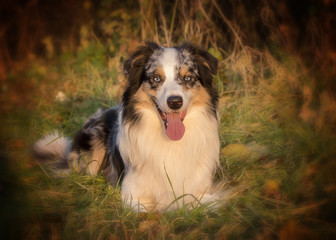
left=123, top=195, right=157, bottom=212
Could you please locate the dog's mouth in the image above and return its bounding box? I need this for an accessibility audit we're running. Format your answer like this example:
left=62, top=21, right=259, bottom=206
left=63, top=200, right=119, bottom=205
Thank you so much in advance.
left=152, top=98, right=187, bottom=141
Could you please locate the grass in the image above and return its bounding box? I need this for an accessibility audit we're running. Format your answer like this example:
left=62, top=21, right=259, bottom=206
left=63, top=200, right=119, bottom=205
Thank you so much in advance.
left=3, top=42, right=333, bottom=239
left=1, top=0, right=336, bottom=239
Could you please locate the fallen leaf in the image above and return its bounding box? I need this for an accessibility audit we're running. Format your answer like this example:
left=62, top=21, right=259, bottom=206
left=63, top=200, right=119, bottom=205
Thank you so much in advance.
left=263, top=180, right=281, bottom=199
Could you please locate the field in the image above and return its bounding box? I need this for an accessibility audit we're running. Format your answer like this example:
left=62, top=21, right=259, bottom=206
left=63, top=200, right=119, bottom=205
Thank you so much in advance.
left=1, top=1, right=336, bottom=239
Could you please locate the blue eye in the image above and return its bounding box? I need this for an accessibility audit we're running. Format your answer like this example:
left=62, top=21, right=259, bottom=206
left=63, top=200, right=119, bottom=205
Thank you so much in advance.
left=154, top=77, right=161, bottom=82
left=185, top=76, right=191, bottom=81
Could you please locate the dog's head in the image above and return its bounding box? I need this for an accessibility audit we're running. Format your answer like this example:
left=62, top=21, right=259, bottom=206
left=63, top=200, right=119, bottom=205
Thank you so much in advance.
left=122, top=42, right=218, bottom=141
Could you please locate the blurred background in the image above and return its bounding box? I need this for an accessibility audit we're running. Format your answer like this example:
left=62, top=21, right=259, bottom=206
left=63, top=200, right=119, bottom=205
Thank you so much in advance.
left=1, top=0, right=336, bottom=239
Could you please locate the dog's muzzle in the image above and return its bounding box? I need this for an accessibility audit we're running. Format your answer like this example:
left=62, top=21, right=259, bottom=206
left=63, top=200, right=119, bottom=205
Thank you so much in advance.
left=152, top=97, right=187, bottom=141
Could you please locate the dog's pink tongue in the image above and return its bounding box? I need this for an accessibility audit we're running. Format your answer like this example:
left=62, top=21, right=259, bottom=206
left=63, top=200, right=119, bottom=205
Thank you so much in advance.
left=166, top=112, right=185, bottom=141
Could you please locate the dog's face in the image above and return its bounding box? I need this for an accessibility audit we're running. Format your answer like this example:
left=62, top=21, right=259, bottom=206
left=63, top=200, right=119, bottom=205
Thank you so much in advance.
left=123, top=42, right=218, bottom=141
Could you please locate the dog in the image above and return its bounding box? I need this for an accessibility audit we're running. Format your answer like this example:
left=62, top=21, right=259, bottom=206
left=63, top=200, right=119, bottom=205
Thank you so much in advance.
left=33, top=42, right=220, bottom=212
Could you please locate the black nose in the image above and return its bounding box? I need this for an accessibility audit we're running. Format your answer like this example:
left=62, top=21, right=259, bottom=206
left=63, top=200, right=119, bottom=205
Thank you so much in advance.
left=167, top=96, right=183, bottom=110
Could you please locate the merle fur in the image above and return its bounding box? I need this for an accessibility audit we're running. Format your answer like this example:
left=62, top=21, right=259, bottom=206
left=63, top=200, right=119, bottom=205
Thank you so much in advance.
left=72, top=106, right=124, bottom=185
left=122, top=42, right=161, bottom=126
left=179, top=43, right=219, bottom=118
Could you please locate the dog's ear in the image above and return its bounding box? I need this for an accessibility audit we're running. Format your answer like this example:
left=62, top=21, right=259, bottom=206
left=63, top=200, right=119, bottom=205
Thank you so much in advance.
left=181, top=43, right=218, bottom=87
left=123, top=42, right=160, bottom=88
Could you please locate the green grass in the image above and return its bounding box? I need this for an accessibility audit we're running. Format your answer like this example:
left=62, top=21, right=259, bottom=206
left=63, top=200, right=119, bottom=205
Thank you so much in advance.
left=1, top=42, right=335, bottom=240
left=2, top=42, right=331, bottom=239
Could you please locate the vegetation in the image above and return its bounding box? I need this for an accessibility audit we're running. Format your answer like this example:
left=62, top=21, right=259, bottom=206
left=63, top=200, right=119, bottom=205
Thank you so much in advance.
left=1, top=0, right=336, bottom=239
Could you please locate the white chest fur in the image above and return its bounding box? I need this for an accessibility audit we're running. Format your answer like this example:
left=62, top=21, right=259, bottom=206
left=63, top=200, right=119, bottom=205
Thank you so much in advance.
left=118, top=105, right=219, bottom=211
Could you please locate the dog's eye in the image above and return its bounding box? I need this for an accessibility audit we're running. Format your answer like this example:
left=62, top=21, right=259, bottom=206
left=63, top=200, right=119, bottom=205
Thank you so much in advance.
left=184, top=76, right=192, bottom=81
left=154, top=77, right=161, bottom=82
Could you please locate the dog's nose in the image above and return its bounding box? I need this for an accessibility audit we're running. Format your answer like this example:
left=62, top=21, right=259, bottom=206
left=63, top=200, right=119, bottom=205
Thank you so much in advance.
left=167, top=96, right=183, bottom=110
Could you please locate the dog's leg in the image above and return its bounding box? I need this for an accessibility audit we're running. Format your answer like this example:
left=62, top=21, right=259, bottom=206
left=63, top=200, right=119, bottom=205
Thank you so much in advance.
left=33, top=107, right=122, bottom=185
left=120, top=170, right=157, bottom=212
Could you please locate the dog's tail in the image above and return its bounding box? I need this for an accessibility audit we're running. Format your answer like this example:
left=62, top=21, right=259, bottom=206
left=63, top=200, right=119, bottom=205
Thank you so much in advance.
left=32, top=131, right=72, bottom=175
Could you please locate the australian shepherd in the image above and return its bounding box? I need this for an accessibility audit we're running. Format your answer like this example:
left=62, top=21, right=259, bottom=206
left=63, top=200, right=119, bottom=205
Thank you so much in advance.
left=33, top=42, right=220, bottom=212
